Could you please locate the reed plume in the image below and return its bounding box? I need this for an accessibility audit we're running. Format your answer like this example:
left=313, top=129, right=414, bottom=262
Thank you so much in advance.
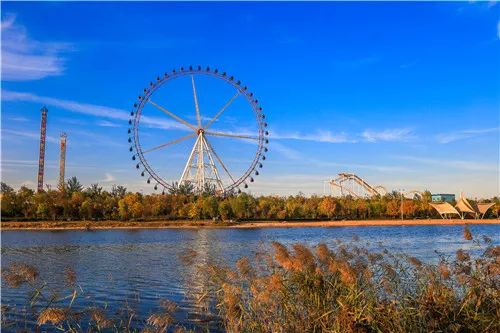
left=37, top=308, right=68, bottom=325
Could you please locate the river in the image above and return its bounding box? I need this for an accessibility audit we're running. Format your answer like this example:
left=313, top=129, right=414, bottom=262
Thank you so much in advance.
left=1, top=224, right=499, bottom=332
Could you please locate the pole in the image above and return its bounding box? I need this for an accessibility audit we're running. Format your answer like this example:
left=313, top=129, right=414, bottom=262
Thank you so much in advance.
left=59, top=133, right=67, bottom=190
left=37, top=107, right=48, bottom=192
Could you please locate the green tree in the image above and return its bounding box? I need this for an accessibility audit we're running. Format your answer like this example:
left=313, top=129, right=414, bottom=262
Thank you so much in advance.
left=1, top=182, right=14, bottom=194
left=202, top=196, right=219, bottom=218
left=230, top=193, right=256, bottom=220
left=219, top=200, right=233, bottom=220
left=17, top=186, right=35, bottom=218
left=86, top=184, right=103, bottom=199
left=111, top=185, right=127, bottom=198
left=169, top=181, right=195, bottom=195
left=1, top=189, right=16, bottom=217
left=66, top=177, right=83, bottom=194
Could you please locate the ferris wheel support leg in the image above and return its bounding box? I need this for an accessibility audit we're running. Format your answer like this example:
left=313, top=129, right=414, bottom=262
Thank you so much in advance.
left=196, top=133, right=205, bottom=191
left=204, top=137, right=237, bottom=185
left=179, top=135, right=200, bottom=187
left=201, top=135, right=224, bottom=193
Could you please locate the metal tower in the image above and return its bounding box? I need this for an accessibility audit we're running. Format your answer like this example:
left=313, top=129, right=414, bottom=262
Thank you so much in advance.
left=59, top=132, right=67, bottom=190
left=178, top=130, right=224, bottom=193
left=37, top=106, right=48, bottom=192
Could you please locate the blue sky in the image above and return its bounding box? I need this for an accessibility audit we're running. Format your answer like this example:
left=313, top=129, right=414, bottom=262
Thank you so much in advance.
left=1, top=1, right=499, bottom=198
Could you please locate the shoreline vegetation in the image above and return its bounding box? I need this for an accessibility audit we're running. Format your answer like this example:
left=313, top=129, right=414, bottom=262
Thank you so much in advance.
left=2, top=226, right=499, bottom=332
left=1, top=179, right=499, bottom=230
left=1, top=218, right=499, bottom=231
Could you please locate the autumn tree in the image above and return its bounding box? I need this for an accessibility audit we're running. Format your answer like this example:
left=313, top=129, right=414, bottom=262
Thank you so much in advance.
left=319, top=197, right=337, bottom=219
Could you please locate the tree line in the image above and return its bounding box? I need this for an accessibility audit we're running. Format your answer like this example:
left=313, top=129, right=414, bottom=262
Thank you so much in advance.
left=1, top=177, right=498, bottom=221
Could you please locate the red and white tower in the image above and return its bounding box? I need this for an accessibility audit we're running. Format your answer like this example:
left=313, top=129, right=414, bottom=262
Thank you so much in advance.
left=37, top=106, right=48, bottom=192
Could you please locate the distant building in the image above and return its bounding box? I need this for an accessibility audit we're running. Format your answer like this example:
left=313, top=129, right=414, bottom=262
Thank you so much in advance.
left=431, top=193, right=455, bottom=203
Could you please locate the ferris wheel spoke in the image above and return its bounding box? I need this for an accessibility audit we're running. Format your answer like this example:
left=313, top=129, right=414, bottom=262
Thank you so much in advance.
left=191, top=75, right=202, bottom=129
left=203, top=91, right=240, bottom=130
left=205, top=130, right=259, bottom=141
left=142, top=133, right=197, bottom=154
left=149, top=100, right=197, bottom=131
left=204, top=137, right=237, bottom=184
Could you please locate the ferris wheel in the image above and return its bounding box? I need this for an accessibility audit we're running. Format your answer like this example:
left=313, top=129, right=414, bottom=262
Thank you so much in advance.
left=128, top=66, right=269, bottom=194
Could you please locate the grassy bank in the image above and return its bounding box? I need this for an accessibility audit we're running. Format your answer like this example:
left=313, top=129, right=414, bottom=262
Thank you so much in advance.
left=1, top=218, right=499, bottom=231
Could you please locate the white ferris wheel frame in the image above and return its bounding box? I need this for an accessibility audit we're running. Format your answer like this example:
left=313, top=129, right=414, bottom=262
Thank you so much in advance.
left=128, top=66, right=269, bottom=194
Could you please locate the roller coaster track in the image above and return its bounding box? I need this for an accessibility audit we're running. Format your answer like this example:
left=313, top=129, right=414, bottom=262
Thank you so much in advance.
left=327, top=173, right=424, bottom=199
left=328, top=173, right=387, bottom=198
left=403, top=190, right=424, bottom=199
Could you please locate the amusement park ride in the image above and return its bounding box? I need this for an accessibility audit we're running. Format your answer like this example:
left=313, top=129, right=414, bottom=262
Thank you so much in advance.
left=326, top=173, right=423, bottom=199
left=128, top=66, right=269, bottom=195
left=328, top=173, right=387, bottom=198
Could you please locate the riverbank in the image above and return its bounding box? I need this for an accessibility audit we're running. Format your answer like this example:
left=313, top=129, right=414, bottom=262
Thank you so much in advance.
left=1, top=218, right=498, bottom=231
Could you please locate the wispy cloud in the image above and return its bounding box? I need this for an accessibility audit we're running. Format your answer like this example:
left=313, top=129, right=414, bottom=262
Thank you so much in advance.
left=271, top=142, right=302, bottom=160
left=435, top=127, right=498, bottom=144
left=214, top=127, right=413, bottom=145
left=497, top=20, right=500, bottom=39
left=100, top=173, right=116, bottom=183
left=305, top=159, right=410, bottom=173
left=272, top=130, right=352, bottom=143
left=63, top=128, right=126, bottom=148
left=397, top=155, right=498, bottom=172
left=7, top=116, right=29, bottom=122
left=1, top=14, right=72, bottom=81
left=1, top=159, right=126, bottom=172
left=2, top=128, right=58, bottom=143
left=362, top=128, right=414, bottom=143
left=2, top=89, right=128, bottom=118
left=2, top=89, right=187, bottom=131
left=97, top=120, right=121, bottom=128
left=1, top=159, right=46, bottom=168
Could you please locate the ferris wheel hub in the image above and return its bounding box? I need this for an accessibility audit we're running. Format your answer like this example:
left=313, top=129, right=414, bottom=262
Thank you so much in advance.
left=197, top=128, right=204, bottom=135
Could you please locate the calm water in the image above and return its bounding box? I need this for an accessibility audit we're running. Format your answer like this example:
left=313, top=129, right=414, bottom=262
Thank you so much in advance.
left=2, top=224, right=499, bottom=332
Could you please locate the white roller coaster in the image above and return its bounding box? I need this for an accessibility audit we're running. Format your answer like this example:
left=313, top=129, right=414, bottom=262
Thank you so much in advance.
left=327, top=173, right=387, bottom=198
left=326, top=173, right=423, bottom=199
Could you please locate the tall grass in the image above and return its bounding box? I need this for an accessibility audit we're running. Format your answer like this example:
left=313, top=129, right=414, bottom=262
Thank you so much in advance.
left=204, top=228, right=499, bottom=332
left=1, top=227, right=499, bottom=332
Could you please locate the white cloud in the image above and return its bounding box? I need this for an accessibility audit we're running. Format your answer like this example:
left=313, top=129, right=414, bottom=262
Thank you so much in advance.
left=100, top=173, right=116, bottom=183
left=436, top=127, right=498, bottom=144
left=7, top=116, right=29, bottom=122
left=272, top=129, right=352, bottom=143
left=2, top=89, right=188, bottom=131
left=1, top=14, right=72, bottom=81
left=210, top=127, right=414, bottom=145
left=362, top=128, right=414, bottom=142
left=97, top=120, right=121, bottom=128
